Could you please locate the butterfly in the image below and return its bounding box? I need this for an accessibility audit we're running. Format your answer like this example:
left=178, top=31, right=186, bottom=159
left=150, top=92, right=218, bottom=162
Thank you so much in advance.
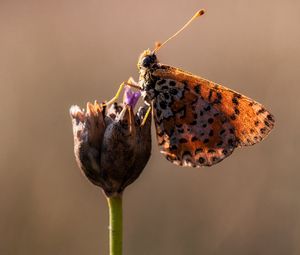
left=128, top=9, right=275, bottom=167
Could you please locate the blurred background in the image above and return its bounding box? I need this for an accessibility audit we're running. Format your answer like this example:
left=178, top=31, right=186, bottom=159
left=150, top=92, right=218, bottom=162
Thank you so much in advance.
left=1, top=0, right=299, bottom=254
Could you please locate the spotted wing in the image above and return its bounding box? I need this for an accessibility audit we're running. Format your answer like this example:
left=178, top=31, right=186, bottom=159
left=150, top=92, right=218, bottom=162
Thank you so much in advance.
left=151, top=65, right=274, bottom=167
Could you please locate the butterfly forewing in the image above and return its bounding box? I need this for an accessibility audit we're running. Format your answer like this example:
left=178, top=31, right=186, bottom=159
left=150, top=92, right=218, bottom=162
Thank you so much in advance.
left=151, top=65, right=274, bottom=167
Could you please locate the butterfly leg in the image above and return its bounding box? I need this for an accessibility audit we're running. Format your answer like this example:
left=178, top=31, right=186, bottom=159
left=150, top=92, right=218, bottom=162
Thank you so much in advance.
left=104, top=78, right=141, bottom=106
left=140, top=103, right=152, bottom=126
left=103, top=82, right=125, bottom=106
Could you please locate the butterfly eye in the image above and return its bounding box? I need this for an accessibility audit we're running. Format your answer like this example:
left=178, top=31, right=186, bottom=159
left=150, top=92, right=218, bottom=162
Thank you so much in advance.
left=141, top=54, right=156, bottom=68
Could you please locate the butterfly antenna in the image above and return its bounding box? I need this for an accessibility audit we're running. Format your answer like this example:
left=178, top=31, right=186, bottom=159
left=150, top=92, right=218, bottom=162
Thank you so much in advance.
left=153, top=9, right=205, bottom=53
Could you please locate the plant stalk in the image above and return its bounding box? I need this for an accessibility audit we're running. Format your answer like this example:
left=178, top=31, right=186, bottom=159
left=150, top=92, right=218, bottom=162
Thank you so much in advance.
left=107, top=194, right=123, bottom=255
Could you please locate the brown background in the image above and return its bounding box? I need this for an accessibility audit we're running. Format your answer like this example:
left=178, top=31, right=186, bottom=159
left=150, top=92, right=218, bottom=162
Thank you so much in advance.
left=1, top=0, right=299, bottom=254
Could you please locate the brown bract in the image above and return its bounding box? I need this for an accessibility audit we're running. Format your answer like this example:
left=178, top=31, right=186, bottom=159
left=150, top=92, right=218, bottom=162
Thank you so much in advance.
left=70, top=101, right=151, bottom=197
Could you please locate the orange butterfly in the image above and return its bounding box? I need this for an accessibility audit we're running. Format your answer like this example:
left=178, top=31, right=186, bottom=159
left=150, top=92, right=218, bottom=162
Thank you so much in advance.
left=132, top=9, right=275, bottom=167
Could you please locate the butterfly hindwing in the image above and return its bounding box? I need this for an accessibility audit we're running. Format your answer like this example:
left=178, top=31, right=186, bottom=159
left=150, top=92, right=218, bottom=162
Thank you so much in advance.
left=152, top=78, right=237, bottom=167
left=151, top=65, right=274, bottom=167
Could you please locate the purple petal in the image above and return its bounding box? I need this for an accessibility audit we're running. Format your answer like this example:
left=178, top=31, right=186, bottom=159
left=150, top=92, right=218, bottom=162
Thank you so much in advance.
left=124, top=86, right=141, bottom=108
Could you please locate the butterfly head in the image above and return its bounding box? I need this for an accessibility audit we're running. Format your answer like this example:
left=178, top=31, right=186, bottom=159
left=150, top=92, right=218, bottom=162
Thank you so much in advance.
left=137, top=49, right=158, bottom=70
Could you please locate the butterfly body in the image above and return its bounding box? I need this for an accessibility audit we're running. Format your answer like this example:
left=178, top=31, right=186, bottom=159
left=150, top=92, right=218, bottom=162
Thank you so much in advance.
left=137, top=50, right=275, bottom=167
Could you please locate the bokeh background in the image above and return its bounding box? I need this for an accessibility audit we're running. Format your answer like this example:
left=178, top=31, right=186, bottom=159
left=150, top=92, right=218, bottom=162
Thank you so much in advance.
left=1, top=0, right=299, bottom=254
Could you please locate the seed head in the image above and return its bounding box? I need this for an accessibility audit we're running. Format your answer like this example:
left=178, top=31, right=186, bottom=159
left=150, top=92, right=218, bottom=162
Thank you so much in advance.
left=70, top=88, right=151, bottom=197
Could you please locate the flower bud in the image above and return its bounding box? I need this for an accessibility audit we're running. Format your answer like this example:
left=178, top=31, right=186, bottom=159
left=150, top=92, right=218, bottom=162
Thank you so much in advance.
left=70, top=88, right=151, bottom=197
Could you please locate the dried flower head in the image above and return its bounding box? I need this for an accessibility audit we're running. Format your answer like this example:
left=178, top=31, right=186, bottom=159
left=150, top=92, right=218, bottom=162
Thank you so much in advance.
left=70, top=88, right=151, bottom=197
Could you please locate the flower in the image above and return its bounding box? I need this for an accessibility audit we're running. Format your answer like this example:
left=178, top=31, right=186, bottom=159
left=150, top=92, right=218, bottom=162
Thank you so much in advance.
left=70, top=88, right=151, bottom=197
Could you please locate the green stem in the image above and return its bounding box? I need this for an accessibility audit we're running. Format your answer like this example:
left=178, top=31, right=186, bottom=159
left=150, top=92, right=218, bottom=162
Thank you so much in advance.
left=107, top=194, right=123, bottom=255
